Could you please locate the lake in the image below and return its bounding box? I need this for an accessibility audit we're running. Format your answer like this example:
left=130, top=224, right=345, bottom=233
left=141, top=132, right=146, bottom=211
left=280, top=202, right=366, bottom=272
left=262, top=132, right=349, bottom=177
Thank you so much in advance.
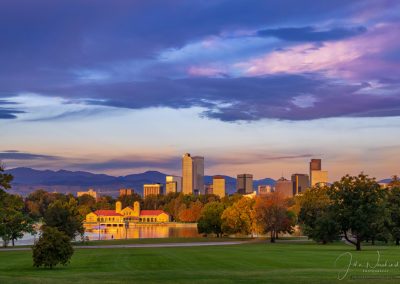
left=12, top=223, right=200, bottom=245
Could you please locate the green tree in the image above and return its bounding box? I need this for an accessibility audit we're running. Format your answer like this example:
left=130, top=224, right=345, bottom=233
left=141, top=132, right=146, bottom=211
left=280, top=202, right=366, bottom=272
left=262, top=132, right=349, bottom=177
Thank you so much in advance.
left=0, top=165, right=34, bottom=247
left=0, top=193, right=35, bottom=247
left=43, top=198, right=84, bottom=240
left=388, top=176, right=400, bottom=245
left=197, top=202, right=226, bottom=237
left=221, top=197, right=254, bottom=235
left=329, top=173, right=388, bottom=251
left=0, top=164, right=13, bottom=191
left=298, top=185, right=340, bottom=244
left=117, top=192, right=142, bottom=208
left=32, top=227, right=74, bottom=269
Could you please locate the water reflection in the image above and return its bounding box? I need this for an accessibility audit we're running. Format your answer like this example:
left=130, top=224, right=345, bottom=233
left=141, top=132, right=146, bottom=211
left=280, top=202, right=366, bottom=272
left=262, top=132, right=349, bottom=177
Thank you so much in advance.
left=84, top=223, right=200, bottom=241
left=11, top=223, right=200, bottom=246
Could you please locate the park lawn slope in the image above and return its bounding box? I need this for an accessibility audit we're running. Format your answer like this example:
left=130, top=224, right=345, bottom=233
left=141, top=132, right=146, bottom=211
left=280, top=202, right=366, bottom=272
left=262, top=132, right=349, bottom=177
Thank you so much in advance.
left=0, top=242, right=400, bottom=283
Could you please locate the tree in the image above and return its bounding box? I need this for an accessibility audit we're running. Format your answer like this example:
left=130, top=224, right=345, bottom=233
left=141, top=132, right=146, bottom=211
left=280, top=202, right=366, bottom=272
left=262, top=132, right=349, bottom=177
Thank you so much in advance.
left=329, top=174, right=388, bottom=251
left=388, top=176, right=400, bottom=245
left=221, top=197, right=254, bottom=235
left=25, top=190, right=67, bottom=220
left=32, top=227, right=74, bottom=269
left=117, top=192, right=142, bottom=208
left=0, top=193, right=35, bottom=246
left=197, top=202, right=225, bottom=237
left=178, top=200, right=203, bottom=222
left=298, top=185, right=340, bottom=244
left=0, top=164, right=13, bottom=191
left=253, top=193, right=294, bottom=242
left=43, top=198, right=84, bottom=240
left=0, top=166, right=34, bottom=247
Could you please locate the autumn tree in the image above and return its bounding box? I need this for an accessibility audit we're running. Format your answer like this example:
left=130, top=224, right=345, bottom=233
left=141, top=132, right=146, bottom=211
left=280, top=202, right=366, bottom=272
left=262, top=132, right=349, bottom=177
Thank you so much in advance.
left=179, top=200, right=203, bottom=222
left=329, top=173, right=388, bottom=251
left=253, top=193, right=295, bottom=243
left=197, top=202, right=225, bottom=237
left=32, top=227, right=73, bottom=269
left=298, top=185, right=340, bottom=244
left=221, top=197, right=254, bottom=235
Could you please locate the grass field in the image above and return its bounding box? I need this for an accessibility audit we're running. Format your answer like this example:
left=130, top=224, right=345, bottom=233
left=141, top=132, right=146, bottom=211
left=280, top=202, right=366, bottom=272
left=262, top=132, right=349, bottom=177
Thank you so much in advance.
left=1, top=240, right=400, bottom=283
left=73, top=237, right=251, bottom=246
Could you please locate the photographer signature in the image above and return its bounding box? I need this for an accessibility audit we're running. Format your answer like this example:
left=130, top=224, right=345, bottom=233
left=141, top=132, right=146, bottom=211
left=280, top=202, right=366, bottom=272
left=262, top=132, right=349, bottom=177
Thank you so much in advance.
left=335, top=251, right=399, bottom=280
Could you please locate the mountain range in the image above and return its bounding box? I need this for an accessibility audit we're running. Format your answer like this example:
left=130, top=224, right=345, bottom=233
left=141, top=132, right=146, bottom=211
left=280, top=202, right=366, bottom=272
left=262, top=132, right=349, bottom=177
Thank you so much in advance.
left=5, top=167, right=276, bottom=197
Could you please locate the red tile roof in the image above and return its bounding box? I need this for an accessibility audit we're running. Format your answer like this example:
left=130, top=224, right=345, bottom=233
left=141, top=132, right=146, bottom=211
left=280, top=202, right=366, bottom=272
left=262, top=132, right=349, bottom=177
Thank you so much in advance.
left=140, top=210, right=168, bottom=216
left=93, top=210, right=123, bottom=216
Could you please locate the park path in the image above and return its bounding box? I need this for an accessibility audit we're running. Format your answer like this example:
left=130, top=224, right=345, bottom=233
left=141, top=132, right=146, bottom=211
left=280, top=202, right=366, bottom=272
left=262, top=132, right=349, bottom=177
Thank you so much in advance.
left=0, top=241, right=247, bottom=252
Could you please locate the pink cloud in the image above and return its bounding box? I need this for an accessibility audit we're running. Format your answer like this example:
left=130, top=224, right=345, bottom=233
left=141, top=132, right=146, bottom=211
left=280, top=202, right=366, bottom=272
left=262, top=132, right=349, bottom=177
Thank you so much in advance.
left=187, top=66, right=224, bottom=77
left=236, top=23, right=400, bottom=80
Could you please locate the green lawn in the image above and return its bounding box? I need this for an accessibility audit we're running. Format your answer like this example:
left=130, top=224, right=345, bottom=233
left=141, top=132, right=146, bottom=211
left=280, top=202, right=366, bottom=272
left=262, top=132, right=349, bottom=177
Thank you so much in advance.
left=0, top=241, right=400, bottom=283
left=73, top=237, right=251, bottom=246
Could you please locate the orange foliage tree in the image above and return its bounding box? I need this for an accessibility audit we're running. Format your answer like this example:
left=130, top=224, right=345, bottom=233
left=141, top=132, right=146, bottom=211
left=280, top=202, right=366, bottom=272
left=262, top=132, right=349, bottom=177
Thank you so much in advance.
left=253, top=192, right=295, bottom=242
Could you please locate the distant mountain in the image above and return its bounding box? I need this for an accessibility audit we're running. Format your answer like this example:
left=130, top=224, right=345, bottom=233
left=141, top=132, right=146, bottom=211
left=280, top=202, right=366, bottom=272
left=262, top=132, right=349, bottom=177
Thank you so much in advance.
left=5, top=167, right=275, bottom=197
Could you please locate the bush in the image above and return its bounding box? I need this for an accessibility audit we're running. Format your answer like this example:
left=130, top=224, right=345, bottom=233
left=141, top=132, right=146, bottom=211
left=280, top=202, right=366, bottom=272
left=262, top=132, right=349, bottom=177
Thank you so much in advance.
left=32, top=227, right=74, bottom=269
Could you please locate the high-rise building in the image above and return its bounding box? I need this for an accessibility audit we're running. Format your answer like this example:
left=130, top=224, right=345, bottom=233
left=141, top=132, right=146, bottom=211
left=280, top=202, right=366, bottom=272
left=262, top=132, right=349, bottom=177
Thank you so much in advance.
left=182, top=153, right=193, bottom=194
left=291, top=174, right=309, bottom=195
left=237, top=174, right=253, bottom=194
left=212, top=176, right=225, bottom=198
left=193, top=156, right=205, bottom=194
left=165, top=175, right=182, bottom=194
left=182, top=153, right=204, bottom=195
left=258, top=185, right=273, bottom=195
left=143, top=183, right=164, bottom=198
left=274, top=177, right=293, bottom=198
left=309, top=159, right=328, bottom=186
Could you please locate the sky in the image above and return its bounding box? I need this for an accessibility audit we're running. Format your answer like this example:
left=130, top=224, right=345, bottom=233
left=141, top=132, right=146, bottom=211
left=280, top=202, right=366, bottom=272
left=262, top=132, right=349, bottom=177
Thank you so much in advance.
left=0, top=0, right=399, bottom=180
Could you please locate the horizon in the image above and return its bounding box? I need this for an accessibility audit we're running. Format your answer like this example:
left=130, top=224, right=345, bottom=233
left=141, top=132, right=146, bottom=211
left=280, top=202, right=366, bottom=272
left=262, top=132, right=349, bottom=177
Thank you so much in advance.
left=0, top=1, right=399, bottom=181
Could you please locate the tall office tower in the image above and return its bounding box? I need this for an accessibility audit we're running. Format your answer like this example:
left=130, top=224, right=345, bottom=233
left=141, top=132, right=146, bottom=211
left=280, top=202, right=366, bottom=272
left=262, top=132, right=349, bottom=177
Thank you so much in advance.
left=309, top=159, right=328, bottom=186
left=193, top=156, right=205, bottom=194
left=182, top=153, right=193, bottom=194
left=291, top=174, right=310, bottom=195
left=310, top=159, right=322, bottom=171
left=237, top=174, right=253, bottom=194
left=212, top=176, right=225, bottom=198
left=275, top=177, right=293, bottom=198
left=143, top=183, right=163, bottom=198
left=165, top=175, right=182, bottom=194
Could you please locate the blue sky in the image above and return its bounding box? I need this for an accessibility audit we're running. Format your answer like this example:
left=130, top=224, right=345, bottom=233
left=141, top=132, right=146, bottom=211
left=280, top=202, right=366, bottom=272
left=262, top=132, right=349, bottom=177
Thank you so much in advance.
left=0, top=0, right=399, bottom=180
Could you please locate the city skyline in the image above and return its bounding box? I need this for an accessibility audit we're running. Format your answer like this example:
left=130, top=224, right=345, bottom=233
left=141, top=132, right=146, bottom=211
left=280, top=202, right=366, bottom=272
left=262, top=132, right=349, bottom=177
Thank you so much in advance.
left=0, top=1, right=399, bottom=180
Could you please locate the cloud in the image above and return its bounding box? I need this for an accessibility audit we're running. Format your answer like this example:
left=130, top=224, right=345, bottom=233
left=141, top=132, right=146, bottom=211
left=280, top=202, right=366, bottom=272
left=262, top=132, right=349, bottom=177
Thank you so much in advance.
left=0, top=150, right=61, bottom=160
left=257, top=26, right=367, bottom=42
left=0, top=108, right=25, bottom=119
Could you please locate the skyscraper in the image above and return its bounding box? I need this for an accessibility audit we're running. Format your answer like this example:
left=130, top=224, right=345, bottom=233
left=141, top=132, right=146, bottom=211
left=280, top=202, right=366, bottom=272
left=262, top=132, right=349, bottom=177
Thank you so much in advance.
left=182, top=153, right=193, bottom=194
left=212, top=175, right=225, bottom=198
left=275, top=177, right=293, bottom=198
left=182, top=153, right=204, bottom=195
left=143, top=183, right=164, bottom=198
left=237, top=174, right=253, bottom=194
left=309, top=159, right=328, bottom=186
left=291, top=174, right=309, bottom=195
left=193, top=156, right=205, bottom=194
left=166, top=175, right=182, bottom=194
